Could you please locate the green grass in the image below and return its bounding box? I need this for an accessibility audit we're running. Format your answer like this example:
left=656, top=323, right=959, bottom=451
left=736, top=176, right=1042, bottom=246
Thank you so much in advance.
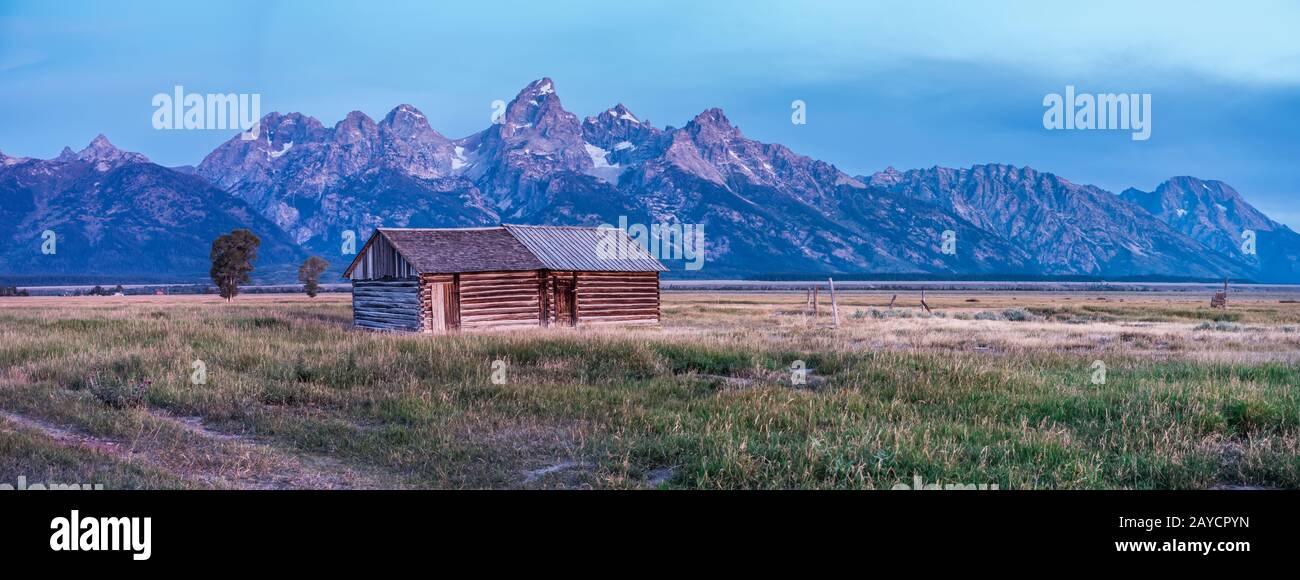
left=0, top=422, right=188, bottom=490
left=1, top=293, right=1298, bottom=489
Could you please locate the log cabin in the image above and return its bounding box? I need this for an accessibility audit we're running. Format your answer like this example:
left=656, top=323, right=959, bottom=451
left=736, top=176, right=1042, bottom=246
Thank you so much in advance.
left=342, top=225, right=668, bottom=332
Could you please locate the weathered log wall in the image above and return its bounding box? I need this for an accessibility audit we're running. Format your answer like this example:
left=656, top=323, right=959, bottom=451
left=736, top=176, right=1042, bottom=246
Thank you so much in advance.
left=355, top=270, right=660, bottom=332
left=457, top=270, right=543, bottom=330
left=418, top=273, right=457, bottom=332
left=574, top=271, right=660, bottom=325
left=352, top=278, right=422, bottom=331
left=350, top=233, right=416, bottom=280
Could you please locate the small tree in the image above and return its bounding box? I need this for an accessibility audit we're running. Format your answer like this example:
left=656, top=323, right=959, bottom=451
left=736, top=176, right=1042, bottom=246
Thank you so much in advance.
left=209, top=229, right=261, bottom=301
left=297, top=256, right=329, bottom=298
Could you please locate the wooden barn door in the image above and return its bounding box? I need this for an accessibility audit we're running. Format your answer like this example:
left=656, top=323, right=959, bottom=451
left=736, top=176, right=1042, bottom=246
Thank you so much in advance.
left=425, top=282, right=447, bottom=332
left=554, top=278, right=576, bottom=326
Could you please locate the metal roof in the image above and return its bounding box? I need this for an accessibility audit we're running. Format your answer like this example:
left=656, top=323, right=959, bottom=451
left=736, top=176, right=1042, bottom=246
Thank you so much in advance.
left=503, top=224, right=668, bottom=272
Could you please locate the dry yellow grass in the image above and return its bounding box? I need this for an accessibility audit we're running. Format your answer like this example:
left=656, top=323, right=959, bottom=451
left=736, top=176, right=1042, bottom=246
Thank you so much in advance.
left=1, top=290, right=1298, bottom=489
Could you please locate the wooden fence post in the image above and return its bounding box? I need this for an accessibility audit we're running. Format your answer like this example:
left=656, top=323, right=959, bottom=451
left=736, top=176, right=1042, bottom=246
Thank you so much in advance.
left=829, top=277, right=839, bottom=328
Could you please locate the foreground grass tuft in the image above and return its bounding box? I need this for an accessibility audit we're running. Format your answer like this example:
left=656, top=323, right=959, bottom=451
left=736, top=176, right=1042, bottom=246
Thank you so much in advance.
left=1, top=291, right=1299, bottom=489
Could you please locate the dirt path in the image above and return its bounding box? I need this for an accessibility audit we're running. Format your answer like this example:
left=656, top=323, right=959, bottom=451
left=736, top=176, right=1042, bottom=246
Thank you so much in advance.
left=0, top=411, right=125, bottom=455
left=0, top=409, right=398, bottom=490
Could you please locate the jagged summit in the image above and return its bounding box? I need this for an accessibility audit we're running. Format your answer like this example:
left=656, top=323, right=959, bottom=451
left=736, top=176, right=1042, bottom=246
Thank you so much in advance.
left=590, top=103, right=643, bottom=125
left=690, top=107, right=731, bottom=126
left=44, top=134, right=153, bottom=170
left=7, top=76, right=1284, bottom=282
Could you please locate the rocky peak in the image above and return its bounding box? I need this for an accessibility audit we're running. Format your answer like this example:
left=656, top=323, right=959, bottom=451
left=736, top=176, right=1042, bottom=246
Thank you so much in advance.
left=260, top=112, right=328, bottom=144
left=471, top=78, right=589, bottom=171
left=685, top=108, right=741, bottom=143
left=380, top=104, right=446, bottom=142
left=496, top=77, right=582, bottom=140
left=527, top=77, right=557, bottom=96
left=74, top=134, right=149, bottom=170
left=885, top=164, right=1067, bottom=205
left=333, top=111, right=379, bottom=145
left=583, top=103, right=661, bottom=152
left=0, top=148, right=21, bottom=167
left=377, top=105, right=454, bottom=179
left=868, top=166, right=904, bottom=188
left=79, top=134, right=117, bottom=156
left=15, top=75, right=1300, bottom=283
left=967, top=163, right=1047, bottom=183
left=520, top=77, right=559, bottom=103
left=1163, top=176, right=1256, bottom=208
left=596, top=103, right=642, bottom=125
left=1146, top=177, right=1300, bottom=280
left=659, top=129, right=729, bottom=186
left=1121, top=176, right=1279, bottom=235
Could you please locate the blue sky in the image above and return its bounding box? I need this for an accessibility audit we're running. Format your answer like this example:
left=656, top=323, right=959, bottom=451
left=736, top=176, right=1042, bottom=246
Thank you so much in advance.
left=2, top=0, right=1298, bottom=226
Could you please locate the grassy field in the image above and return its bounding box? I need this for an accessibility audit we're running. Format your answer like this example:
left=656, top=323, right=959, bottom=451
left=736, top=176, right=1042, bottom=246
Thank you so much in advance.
left=1, top=290, right=1298, bottom=489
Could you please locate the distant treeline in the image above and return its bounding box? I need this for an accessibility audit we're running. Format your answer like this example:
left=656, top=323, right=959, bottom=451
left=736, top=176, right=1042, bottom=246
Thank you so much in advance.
left=80, top=285, right=125, bottom=296
left=0, top=275, right=202, bottom=286
left=14, top=283, right=353, bottom=297
left=730, top=273, right=1250, bottom=284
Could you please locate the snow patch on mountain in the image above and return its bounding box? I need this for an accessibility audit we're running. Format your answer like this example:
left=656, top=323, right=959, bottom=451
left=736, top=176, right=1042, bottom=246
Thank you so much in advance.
left=583, top=142, right=622, bottom=183
left=269, top=141, right=293, bottom=159
left=452, top=146, right=469, bottom=170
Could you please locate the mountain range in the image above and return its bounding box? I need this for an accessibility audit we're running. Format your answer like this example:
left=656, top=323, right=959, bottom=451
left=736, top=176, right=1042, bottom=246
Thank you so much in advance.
left=2, top=78, right=1296, bottom=283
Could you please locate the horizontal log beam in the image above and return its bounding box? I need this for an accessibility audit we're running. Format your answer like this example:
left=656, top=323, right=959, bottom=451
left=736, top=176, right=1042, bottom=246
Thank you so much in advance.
left=459, top=281, right=539, bottom=289
left=353, top=299, right=420, bottom=308
left=461, top=295, right=537, bottom=303
left=355, top=317, right=421, bottom=327
left=354, top=311, right=421, bottom=323
left=352, top=301, right=419, bottom=311
left=576, top=272, right=659, bottom=277
left=458, top=290, right=541, bottom=301
left=354, top=286, right=419, bottom=292
left=353, top=292, right=420, bottom=300
left=577, top=273, right=658, bottom=278
left=355, top=323, right=419, bottom=333
left=459, top=273, right=540, bottom=282
left=577, top=287, right=660, bottom=294
left=354, top=314, right=419, bottom=324
left=352, top=293, right=419, bottom=302
left=460, top=313, right=544, bottom=323
left=577, top=285, right=660, bottom=292
left=460, top=304, right=539, bottom=314
left=353, top=281, right=419, bottom=288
